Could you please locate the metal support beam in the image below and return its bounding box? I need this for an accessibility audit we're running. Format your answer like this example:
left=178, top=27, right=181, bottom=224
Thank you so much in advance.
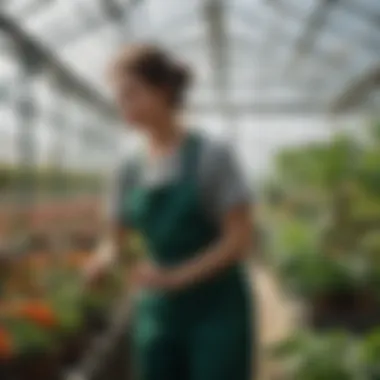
left=232, top=1, right=342, bottom=100
left=235, top=0, right=380, bottom=101
left=99, top=0, right=140, bottom=43
left=54, top=0, right=140, bottom=48
left=204, top=0, right=228, bottom=105
left=282, top=0, right=339, bottom=76
left=244, top=1, right=287, bottom=86
left=233, top=4, right=350, bottom=71
left=5, top=0, right=53, bottom=18
left=49, top=78, right=71, bottom=198
left=203, top=0, right=238, bottom=138
left=331, top=65, right=380, bottom=112
left=188, top=101, right=329, bottom=115
left=0, top=13, right=116, bottom=119
left=234, top=0, right=380, bottom=58
left=47, top=1, right=102, bottom=47
left=278, top=0, right=380, bottom=55
left=342, top=0, right=380, bottom=29
left=13, top=42, right=40, bottom=232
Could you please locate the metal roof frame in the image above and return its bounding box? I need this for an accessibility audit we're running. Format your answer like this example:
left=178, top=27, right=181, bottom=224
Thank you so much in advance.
left=0, top=13, right=116, bottom=118
left=1, top=0, right=380, bottom=115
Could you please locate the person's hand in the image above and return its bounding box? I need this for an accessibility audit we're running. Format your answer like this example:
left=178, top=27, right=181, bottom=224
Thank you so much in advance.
left=131, top=261, right=181, bottom=291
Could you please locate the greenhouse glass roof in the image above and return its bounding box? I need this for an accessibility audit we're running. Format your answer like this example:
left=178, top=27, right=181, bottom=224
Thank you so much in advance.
left=1, top=0, right=380, bottom=115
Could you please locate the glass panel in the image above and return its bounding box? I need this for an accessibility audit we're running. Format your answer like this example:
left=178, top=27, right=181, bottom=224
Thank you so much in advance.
left=154, top=16, right=206, bottom=48
left=281, top=0, right=320, bottom=18
left=2, top=0, right=42, bottom=15
left=78, top=0, right=112, bottom=20
left=325, top=6, right=380, bottom=58
left=23, top=0, right=77, bottom=37
left=229, top=68, right=258, bottom=86
left=328, top=5, right=380, bottom=43
left=312, top=28, right=352, bottom=68
left=59, top=24, right=119, bottom=91
left=351, top=0, right=380, bottom=13
left=144, top=0, right=201, bottom=28
left=228, top=87, right=258, bottom=103
left=343, top=0, right=380, bottom=24
left=228, top=1, right=270, bottom=29
left=172, top=44, right=211, bottom=84
left=0, top=33, right=20, bottom=168
left=188, top=86, right=218, bottom=105
left=20, top=0, right=109, bottom=48
left=226, top=13, right=266, bottom=45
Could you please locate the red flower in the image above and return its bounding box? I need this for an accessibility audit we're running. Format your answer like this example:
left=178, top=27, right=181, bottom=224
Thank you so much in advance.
left=16, top=302, right=57, bottom=329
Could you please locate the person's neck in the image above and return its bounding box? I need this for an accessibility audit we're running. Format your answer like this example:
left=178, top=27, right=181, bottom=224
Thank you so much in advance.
left=147, top=118, right=185, bottom=156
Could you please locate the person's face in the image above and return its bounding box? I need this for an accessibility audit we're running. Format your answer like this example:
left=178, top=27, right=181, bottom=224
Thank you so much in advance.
left=113, top=74, right=170, bottom=130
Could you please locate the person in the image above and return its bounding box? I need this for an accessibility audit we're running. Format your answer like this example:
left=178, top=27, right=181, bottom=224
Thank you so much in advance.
left=86, top=44, right=256, bottom=380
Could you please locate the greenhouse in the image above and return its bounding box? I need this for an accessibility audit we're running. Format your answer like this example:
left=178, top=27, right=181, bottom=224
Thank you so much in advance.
left=0, top=0, right=379, bottom=379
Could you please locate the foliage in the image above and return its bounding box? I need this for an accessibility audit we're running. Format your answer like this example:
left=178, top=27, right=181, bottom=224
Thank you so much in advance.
left=2, top=318, right=56, bottom=355
left=265, top=122, right=380, bottom=301
left=275, top=134, right=361, bottom=193
left=270, top=330, right=380, bottom=380
left=0, top=164, right=104, bottom=196
left=0, top=248, right=128, bottom=358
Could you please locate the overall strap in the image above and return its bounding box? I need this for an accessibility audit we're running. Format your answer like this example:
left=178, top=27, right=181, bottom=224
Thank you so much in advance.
left=118, top=150, right=145, bottom=201
left=181, top=132, right=203, bottom=181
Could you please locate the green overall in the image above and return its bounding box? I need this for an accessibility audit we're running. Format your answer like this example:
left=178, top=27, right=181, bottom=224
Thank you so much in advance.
left=126, top=133, right=255, bottom=380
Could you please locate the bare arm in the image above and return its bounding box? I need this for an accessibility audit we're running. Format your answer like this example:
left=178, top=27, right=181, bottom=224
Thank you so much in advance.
left=168, top=203, right=252, bottom=290
left=135, top=203, right=253, bottom=292
left=170, top=143, right=253, bottom=289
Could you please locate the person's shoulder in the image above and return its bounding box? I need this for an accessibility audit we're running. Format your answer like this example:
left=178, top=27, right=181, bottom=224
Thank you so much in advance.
left=196, top=132, right=233, bottom=162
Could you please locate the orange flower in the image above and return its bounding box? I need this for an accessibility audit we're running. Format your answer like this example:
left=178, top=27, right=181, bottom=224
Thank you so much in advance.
left=0, top=328, right=13, bottom=359
left=16, top=302, right=57, bottom=329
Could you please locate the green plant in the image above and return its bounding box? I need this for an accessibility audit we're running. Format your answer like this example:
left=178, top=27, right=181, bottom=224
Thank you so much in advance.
left=272, top=331, right=368, bottom=380
left=360, top=329, right=380, bottom=378
left=265, top=123, right=380, bottom=304
left=3, top=319, right=57, bottom=355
